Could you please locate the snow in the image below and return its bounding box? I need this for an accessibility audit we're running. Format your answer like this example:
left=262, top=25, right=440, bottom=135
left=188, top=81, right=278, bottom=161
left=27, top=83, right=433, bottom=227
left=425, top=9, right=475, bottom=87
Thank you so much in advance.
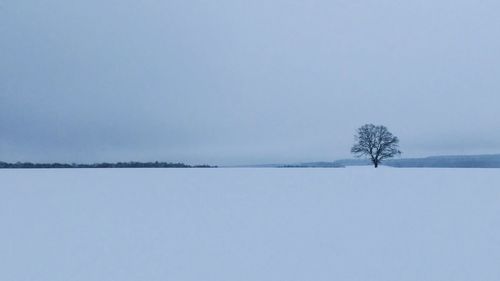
left=1, top=167, right=499, bottom=281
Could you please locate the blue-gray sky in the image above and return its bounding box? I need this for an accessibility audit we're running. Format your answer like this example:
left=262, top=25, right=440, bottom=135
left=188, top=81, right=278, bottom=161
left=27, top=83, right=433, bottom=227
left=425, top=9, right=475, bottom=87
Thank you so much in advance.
left=1, top=0, right=500, bottom=165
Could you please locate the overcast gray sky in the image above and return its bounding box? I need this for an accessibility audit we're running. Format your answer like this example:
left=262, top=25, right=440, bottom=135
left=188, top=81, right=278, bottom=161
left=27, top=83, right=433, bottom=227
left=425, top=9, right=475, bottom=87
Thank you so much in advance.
left=1, top=0, right=500, bottom=165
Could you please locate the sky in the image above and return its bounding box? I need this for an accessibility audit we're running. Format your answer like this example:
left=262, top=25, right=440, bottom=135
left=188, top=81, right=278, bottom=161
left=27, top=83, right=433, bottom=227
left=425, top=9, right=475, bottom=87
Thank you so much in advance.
left=1, top=0, right=500, bottom=165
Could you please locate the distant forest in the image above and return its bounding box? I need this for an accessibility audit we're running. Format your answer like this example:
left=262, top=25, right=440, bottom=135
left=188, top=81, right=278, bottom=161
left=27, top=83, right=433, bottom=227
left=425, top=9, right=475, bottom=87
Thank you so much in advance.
left=0, top=161, right=215, bottom=169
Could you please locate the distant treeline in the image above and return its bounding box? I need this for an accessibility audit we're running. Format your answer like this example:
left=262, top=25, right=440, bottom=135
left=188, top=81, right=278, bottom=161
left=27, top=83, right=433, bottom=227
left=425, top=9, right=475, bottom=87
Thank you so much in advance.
left=0, top=161, right=215, bottom=169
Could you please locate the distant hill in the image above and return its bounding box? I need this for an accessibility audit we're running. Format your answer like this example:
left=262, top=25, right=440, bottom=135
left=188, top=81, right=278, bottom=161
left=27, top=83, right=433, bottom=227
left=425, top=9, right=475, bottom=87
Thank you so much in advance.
left=335, top=154, right=500, bottom=168
left=281, top=162, right=344, bottom=168
left=243, top=154, right=500, bottom=168
left=383, top=154, right=500, bottom=168
left=332, top=159, right=372, bottom=167
left=238, top=162, right=344, bottom=168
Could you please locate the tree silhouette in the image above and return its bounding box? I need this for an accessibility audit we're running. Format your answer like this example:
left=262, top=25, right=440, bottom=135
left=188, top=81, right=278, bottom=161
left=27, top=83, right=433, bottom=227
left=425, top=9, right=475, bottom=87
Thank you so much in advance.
left=351, top=124, right=401, bottom=168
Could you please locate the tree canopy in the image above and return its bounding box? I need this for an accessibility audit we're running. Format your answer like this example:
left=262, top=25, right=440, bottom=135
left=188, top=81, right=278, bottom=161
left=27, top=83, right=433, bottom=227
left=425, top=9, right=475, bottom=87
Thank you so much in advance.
left=351, top=124, right=401, bottom=168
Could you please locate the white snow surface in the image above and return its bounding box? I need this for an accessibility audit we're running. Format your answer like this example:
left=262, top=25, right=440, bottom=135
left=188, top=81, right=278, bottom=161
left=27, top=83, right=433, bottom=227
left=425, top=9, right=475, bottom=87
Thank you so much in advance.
left=1, top=167, right=499, bottom=281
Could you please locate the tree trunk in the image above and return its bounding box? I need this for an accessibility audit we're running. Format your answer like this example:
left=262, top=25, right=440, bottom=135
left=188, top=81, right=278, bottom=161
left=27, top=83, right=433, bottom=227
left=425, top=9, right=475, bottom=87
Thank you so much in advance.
left=374, top=161, right=378, bottom=168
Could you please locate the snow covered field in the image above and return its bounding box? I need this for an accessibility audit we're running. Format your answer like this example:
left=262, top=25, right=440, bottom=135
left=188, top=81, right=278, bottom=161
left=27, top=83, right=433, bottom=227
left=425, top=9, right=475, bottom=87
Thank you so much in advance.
left=1, top=167, right=499, bottom=281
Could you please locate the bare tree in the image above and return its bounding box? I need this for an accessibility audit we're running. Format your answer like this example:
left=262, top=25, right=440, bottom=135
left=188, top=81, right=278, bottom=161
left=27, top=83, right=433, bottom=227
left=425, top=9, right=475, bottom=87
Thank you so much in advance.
left=351, top=124, right=401, bottom=168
